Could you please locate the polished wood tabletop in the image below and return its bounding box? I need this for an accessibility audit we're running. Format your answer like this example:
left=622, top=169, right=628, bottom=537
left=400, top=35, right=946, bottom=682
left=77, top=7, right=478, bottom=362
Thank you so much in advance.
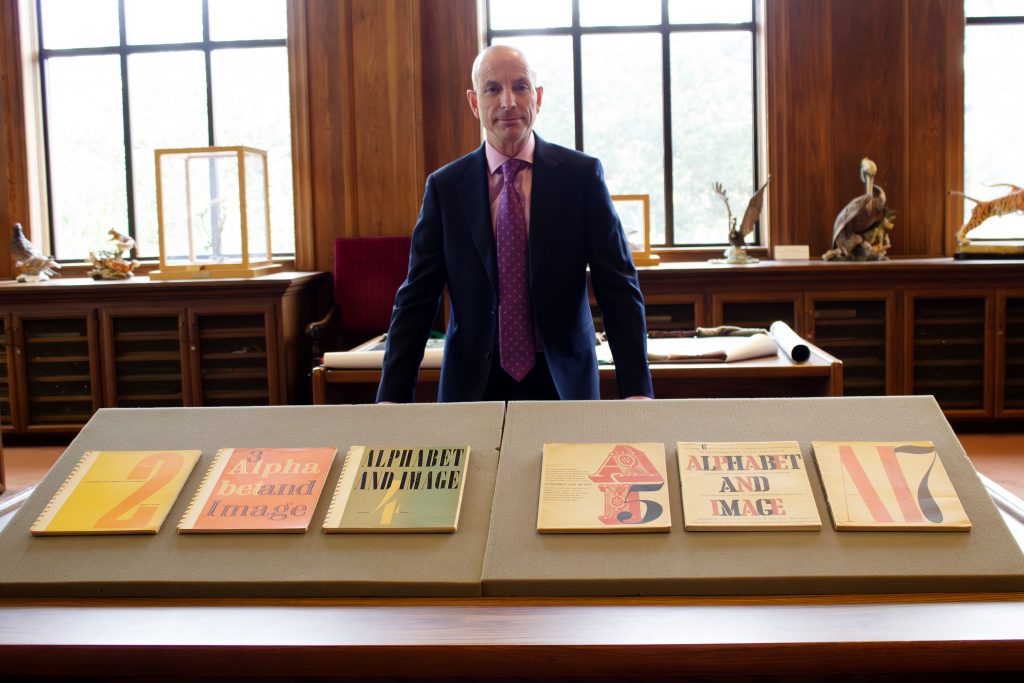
left=1, top=593, right=1023, bottom=677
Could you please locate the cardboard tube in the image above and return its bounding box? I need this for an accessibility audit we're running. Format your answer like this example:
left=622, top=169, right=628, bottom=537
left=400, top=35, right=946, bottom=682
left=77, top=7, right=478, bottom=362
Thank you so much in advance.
left=770, top=320, right=810, bottom=363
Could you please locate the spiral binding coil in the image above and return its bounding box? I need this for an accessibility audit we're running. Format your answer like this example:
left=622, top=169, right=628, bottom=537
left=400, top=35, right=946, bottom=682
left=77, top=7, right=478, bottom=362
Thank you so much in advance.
left=322, top=445, right=360, bottom=529
left=177, top=448, right=230, bottom=530
left=30, top=450, right=97, bottom=533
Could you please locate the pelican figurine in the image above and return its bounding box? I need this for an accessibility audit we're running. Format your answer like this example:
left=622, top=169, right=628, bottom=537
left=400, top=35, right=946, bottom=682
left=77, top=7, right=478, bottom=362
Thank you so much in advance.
left=824, top=158, right=894, bottom=261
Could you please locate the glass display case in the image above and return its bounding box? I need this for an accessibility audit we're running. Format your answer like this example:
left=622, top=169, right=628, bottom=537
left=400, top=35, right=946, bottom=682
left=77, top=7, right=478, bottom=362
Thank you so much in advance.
left=151, top=146, right=280, bottom=280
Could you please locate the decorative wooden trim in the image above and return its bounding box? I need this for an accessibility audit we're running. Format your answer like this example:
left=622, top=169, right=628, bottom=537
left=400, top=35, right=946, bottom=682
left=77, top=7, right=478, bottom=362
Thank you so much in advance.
left=945, top=0, right=966, bottom=256
left=0, top=0, right=28, bottom=281
left=287, top=0, right=315, bottom=272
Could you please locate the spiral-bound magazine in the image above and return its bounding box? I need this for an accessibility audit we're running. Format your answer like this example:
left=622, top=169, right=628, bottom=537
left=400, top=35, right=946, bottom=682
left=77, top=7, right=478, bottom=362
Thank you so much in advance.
left=178, top=447, right=337, bottom=533
left=30, top=450, right=201, bottom=536
left=323, top=445, right=470, bottom=532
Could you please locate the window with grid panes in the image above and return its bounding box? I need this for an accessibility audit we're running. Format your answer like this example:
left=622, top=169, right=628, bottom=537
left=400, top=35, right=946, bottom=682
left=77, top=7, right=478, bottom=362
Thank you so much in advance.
left=35, top=0, right=294, bottom=261
left=963, top=0, right=1024, bottom=239
left=486, top=0, right=762, bottom=248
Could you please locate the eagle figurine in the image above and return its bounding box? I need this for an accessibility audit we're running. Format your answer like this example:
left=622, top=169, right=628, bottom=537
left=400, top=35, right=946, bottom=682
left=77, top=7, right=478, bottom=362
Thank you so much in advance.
left=10, top=223, right=61, bottom=282
left=711, top=176, right=771, bottom=264
left=823, top=158, right=894, bottom=261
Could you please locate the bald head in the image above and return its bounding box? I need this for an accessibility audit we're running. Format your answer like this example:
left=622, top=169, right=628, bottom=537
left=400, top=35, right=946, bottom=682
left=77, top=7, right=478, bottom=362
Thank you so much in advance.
left=471, top=45, right=538, bottom=91
left=466, top=44, right=544, bottom=157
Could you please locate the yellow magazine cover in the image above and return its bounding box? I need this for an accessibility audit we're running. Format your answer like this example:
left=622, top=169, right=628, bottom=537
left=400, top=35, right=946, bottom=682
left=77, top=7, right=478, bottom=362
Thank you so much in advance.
left=812, top=440, right=971, bottom=531
left=537, top=443, right=671, bottom=533
left=323, top=445, right=470, bottom=533
left=30, top=450, right=201, bottom=536
left=676, top=441, right=822, bottom=530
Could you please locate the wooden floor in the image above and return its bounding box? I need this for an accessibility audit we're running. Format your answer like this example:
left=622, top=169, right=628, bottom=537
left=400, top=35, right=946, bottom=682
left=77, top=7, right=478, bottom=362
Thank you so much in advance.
left=3, top=431, right=1023, bottom=501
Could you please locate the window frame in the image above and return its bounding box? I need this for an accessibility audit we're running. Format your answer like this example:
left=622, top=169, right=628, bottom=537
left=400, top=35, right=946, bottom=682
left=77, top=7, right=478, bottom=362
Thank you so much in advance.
left=33, top=0, right=292, bottom=262
left=485, top=0, right=764, bottom=250
left=962, top=5, right=1024, bottom=238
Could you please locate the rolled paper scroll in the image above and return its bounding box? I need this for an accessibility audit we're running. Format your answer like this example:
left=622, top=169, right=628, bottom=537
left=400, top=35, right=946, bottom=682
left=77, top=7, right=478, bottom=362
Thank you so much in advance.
left=770, top=320, right=811, bottom=363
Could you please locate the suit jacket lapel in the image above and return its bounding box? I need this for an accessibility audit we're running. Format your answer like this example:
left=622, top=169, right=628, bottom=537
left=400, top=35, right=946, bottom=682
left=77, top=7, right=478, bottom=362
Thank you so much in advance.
left=529, top=135, right=563, bottom=282
left=458, top=144, right=497, bottom=293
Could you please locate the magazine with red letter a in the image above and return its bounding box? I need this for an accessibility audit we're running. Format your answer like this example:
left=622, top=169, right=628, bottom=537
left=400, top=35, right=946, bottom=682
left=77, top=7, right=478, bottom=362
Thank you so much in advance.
left=536, top=443, right=671, bottom=533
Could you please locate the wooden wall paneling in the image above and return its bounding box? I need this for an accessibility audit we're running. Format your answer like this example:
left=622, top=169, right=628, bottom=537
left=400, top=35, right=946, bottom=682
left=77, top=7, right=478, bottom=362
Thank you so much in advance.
left=349, top=0, right=424, bottom=238
left=0, top=0, right=29, bottom=281
left=906, top=0, right=960, bottom=257
left=287, top=0, right=315, bottom=272
left=829, top=0, right=906, bottom=256
left=419, top=0, right=482, bottom=177
left=765, top=0, right=834, bottom=254
left=943, top=1, right=965, bottom=256
left=306, top=0, right=359, bottom=271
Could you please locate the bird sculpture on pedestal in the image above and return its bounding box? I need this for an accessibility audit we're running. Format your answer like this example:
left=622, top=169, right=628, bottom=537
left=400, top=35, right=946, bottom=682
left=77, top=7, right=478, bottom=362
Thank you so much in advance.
left=710, top=176, right=771, bottom=264
left=10, top=223, right=61, bottom=282
left=108, top=228, right=136, bottom=256
left=88, top=227, right=140, bottom=280
left=823, top=158, right=894, bottom=261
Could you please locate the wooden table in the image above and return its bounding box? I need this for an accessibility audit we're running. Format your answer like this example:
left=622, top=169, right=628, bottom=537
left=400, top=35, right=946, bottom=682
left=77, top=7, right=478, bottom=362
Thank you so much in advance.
left=313, top=344, right=844, bottom=404
left=1, top=476, right=1020, bottom=679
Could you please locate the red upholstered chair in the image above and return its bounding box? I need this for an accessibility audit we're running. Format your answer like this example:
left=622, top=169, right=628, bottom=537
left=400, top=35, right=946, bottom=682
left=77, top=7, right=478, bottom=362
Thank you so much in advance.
left=306, top=236, right=412, bottom=366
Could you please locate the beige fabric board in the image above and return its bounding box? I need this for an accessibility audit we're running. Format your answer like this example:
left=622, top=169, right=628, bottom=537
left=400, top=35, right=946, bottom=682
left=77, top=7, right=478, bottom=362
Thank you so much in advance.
left=481, top=396, right=1024, bottom=596
left=0, top=403, right=504, bottom=597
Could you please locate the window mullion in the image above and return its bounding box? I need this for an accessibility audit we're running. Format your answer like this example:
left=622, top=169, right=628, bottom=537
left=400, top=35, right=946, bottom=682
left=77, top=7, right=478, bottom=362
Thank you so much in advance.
left=203, top=0, right=214, bottom=146
left=118, top=0, right=137, bottom=241
left=36, top=0, right=56, bottom=252
left=661, top=0, right=674, bottom=247
left=572, top=0, right=583, bottom=151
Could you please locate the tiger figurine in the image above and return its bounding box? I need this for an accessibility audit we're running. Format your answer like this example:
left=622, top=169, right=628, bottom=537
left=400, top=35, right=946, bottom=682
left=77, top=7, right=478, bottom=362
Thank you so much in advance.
left=951, top=184, right=1024, bottom=244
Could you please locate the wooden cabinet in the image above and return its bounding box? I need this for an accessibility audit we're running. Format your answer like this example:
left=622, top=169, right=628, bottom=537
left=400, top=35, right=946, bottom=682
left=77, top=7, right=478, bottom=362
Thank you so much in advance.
left=806, top=292, right=896, bottom=397
left=0, top=315, right=11, bottom=429
left=8, top=311, right=102, bottom=431
left=998, top=291, right=1024, bottom=418
left=905, top=292, right=994, bottom=418
left=712, top=292, right=802, bottom=331
left=628, top=259, right=1023, bottom=423
left=189, top=306, right=278, bottom=407
left=0, top=272, right=328, bottom=435
left=102, top=309, right=188, bottom=408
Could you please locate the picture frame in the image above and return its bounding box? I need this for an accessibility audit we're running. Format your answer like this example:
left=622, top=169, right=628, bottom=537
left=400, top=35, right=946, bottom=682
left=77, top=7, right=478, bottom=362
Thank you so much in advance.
left=611, top=194, right=660, bottom=267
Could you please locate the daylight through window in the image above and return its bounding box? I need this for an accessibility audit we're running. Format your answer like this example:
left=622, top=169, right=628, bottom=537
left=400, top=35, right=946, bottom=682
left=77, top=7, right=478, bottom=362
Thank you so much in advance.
left=964, top=0, right=1024, bottom=239
left=36, top=0, right=293, bottom=261
left=487, top=0, right=761, bottom=247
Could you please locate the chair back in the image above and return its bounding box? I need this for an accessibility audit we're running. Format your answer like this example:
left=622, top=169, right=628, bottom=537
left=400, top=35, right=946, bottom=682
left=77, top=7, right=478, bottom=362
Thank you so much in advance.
left=333, top=236, right=412, bottom=341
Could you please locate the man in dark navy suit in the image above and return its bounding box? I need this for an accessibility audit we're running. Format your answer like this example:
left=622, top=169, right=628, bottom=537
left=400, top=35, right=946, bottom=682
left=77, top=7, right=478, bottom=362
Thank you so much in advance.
left=377, top=45, right=652, bottom=403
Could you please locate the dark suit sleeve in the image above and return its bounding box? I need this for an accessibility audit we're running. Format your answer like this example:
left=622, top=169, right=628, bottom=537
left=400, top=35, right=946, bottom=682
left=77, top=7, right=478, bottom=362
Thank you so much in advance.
left=584, top=159, right=654, bottom=398
left=376, top=175, right=448, bottom=403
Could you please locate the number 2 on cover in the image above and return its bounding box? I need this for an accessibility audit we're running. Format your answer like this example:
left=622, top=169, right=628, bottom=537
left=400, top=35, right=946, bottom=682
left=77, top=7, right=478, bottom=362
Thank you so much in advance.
left=94, top=452, right=186, bottom=529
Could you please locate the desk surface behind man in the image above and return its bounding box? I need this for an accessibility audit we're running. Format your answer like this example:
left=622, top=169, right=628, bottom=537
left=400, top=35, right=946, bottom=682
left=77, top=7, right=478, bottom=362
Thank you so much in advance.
left=312, top=339, right=843, bottom=404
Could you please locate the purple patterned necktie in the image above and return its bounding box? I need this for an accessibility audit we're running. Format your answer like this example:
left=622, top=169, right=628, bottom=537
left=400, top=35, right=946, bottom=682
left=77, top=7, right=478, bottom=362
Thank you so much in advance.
left=496, top=158, right=535, bottom=381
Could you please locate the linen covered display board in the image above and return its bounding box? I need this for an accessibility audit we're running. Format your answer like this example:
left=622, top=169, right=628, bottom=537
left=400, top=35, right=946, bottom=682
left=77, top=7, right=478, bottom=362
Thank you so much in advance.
left=480, top=396, right=1024, bottom=596
left=0, top=403, right=504, bottom=597
left=2, top=397, right=1023, bottom=599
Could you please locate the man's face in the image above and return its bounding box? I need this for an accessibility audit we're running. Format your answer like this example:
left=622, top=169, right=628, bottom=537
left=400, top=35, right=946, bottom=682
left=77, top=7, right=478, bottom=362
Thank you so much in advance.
left=466, top=48, right=543, bottom=157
